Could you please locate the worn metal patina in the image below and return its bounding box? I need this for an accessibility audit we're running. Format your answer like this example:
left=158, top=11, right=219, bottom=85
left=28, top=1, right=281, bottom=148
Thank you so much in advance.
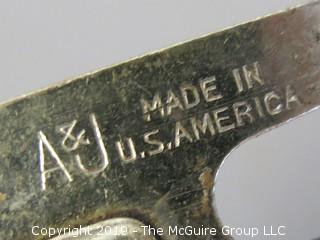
left=0, top=1, right=320, bottom=239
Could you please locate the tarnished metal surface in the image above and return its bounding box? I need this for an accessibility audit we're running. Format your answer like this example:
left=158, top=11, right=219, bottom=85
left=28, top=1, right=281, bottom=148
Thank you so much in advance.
left=51, top=218, right=156, bottom=240
left=0, top=1, right=320, bottom=239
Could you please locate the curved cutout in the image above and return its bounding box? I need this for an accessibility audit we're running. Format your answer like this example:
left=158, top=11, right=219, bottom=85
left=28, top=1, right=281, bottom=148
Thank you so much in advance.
left=215, top=110, right=320, bottom=240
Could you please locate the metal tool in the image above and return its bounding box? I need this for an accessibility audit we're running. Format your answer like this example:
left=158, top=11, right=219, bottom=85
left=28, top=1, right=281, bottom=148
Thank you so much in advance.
left=0, top=1, right=320, bottom=239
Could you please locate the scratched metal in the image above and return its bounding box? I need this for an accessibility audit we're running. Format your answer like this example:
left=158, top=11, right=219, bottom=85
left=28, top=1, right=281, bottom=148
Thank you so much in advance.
left=0, top=1, right=320, bottom=240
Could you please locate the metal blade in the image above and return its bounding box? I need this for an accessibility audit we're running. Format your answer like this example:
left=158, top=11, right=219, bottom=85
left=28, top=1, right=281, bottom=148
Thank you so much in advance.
left=1, top=1, right=320, bottom=239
